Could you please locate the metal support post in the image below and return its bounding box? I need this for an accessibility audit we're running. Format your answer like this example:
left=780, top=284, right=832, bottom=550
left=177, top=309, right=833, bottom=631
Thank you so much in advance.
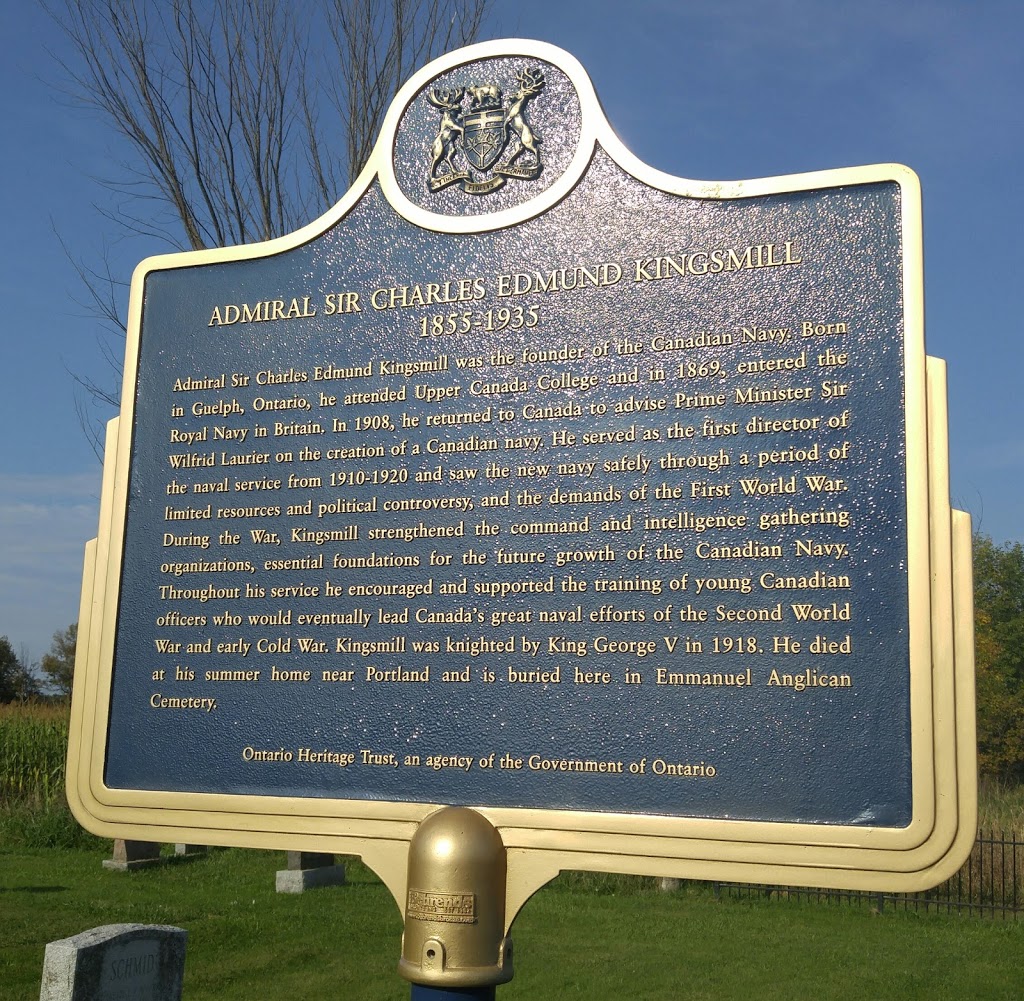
left=399, top=807, right=512, bottom=999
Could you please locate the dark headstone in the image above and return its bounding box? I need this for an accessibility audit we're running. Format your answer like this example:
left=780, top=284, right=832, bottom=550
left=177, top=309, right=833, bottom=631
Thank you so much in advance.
left=173, top=844, right=206, bottom=858
left=276, top=851, right=346, bottom=893
left=287, top=850, right=334, bottom=870
left=103, top=840, right=162, bottom=871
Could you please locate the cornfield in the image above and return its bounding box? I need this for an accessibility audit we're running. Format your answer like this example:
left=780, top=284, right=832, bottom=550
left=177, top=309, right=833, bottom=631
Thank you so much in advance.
left=0, top=703, right=69, bottom=806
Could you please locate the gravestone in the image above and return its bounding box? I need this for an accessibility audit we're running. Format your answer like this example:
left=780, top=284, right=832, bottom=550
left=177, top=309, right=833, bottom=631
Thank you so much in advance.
left=40, top=924, right=186, bottom=1001
left=173, top=843, right=206, bottom=858
left=275, top=850, right=347, bottom=894
left=102, top=840, right=162, bottom=872
left=103, top=840, right=206, bottom=869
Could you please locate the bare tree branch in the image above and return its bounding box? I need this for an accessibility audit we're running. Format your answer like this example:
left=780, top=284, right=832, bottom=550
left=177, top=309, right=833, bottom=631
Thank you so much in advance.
left=46, top=0, right=488, bottom=451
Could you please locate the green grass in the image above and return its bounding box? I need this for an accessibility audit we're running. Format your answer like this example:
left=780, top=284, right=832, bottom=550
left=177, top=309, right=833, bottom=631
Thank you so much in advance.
left=0, top=801, right=105, bottom=851
left=2, top=849, right=404, bottom=1000
left=3, top=848, right=1024, bottom=1001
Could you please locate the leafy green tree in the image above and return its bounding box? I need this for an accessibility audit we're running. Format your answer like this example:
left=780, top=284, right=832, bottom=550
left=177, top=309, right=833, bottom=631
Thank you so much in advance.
left=0, top=636, right=41, bottom=704
left=973, top=535, right=1024, bottom=779
left=40, top=624, right=77, bottom=699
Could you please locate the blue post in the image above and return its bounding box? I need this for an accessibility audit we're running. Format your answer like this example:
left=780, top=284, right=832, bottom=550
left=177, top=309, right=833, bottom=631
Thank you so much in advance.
left=411, top=986, right=496, bottom=1001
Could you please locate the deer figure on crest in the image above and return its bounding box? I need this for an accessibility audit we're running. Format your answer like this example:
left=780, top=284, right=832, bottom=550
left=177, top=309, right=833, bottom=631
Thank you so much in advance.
left=427, top=87, right=465, bottom=180
left=505, top=68, right=545, bottom=164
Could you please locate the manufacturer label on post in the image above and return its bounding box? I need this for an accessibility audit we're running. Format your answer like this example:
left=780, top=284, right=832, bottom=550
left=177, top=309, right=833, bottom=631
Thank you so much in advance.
left=407, top=890, right=477, bottom=924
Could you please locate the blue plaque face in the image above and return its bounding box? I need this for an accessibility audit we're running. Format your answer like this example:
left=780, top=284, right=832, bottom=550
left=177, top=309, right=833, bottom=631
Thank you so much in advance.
left=107, top=172, right=910, bottom=827
left=69, top=40, right=974, bottom=895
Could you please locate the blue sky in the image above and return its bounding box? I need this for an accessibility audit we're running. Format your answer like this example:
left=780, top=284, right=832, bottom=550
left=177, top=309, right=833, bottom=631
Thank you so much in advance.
left=1, top=0, right=1021, bottom=665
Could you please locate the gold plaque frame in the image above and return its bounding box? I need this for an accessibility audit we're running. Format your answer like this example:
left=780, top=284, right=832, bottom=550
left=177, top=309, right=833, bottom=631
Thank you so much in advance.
left=67, top=40, right=975, bottom=924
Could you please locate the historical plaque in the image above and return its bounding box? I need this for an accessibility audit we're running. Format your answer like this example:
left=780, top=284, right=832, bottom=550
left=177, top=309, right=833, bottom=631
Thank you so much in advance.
left=69, top=40, right=975, bottom=909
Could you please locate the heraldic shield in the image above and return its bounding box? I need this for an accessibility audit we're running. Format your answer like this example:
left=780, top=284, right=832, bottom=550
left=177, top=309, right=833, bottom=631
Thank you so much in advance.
left=425, top=68, right=546, bottom=194
left=462, top=106, right=507, bottom=171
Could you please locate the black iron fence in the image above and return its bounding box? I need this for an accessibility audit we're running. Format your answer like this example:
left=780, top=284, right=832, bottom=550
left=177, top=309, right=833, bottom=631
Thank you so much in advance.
left=716, top=829, right=1023, bottom=919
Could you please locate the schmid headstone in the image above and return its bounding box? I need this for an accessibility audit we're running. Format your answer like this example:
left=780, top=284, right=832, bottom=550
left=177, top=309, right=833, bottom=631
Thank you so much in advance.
left=40, top=924, right=186, bottom=1001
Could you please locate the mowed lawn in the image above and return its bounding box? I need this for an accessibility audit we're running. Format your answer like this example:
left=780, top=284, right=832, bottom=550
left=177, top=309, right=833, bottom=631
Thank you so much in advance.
left=3, top=847, right=1024, bottom=1001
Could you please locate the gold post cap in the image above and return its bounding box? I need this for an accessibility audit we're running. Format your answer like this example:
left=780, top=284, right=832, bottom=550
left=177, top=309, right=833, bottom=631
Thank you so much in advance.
left=399, top=807, right=513, bottom=987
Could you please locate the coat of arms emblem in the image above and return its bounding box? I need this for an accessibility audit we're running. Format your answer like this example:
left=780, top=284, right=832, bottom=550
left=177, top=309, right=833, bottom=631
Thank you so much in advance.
left=427, top=67, right=545, bottom=195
